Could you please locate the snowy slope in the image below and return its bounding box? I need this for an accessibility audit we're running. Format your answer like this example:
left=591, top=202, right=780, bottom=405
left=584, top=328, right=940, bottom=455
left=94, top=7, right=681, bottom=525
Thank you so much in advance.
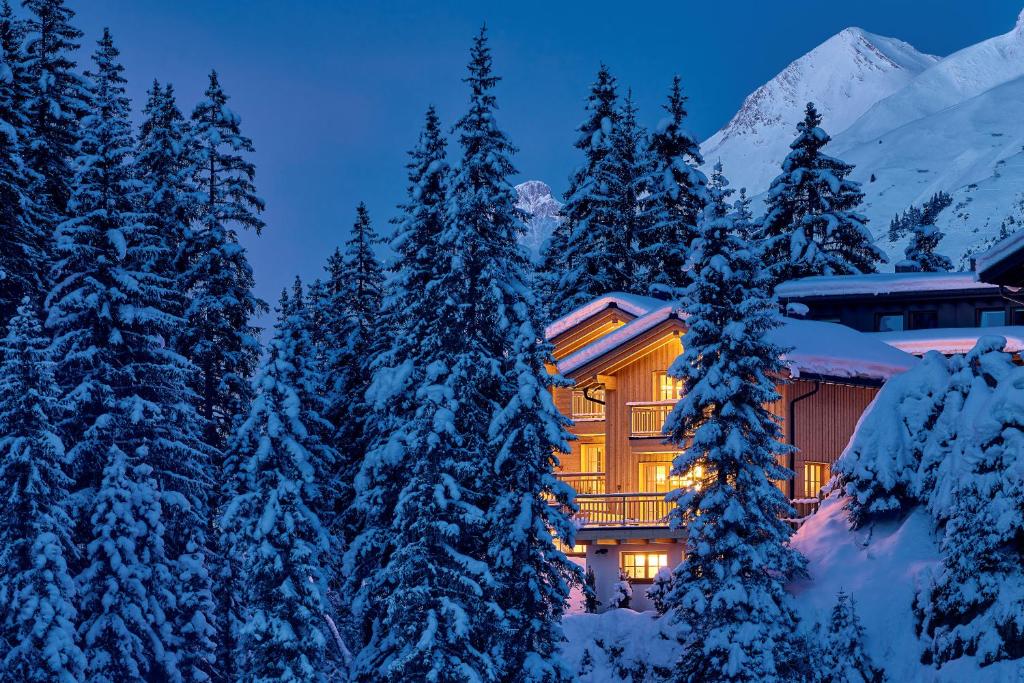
left=516, top=179, right=562, bottom=258
left=706, top=12, right=1024, bottom=267
left=702, top=27, right=937, bottom=194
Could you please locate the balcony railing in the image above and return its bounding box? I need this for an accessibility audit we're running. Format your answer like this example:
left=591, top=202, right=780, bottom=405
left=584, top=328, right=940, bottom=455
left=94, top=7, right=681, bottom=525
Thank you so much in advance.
left=573, top=493, right=676, bottom=527
left=571, top=390, right=605, bottom=421
left=628, top=401, right=676, bottom=437
left=557, top=472, right=606, bottom=495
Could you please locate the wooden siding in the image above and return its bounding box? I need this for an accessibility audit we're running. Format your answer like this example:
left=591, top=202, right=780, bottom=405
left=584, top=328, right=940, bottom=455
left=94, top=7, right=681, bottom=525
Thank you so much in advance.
left=550, top=307, right=632, bottom=360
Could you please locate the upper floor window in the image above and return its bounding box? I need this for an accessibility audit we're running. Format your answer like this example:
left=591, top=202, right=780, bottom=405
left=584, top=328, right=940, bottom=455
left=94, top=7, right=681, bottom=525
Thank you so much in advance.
left=580, top=442, right=604, bottom=473
left=977, top=308, right=1006, bottom=328
left=653, top=371, right=683, bottom=402
left=638, top=455, right=704, bottom=493
left=876, top=313, right=904, bottom=332
left=908, top=310, right=938, bottom=330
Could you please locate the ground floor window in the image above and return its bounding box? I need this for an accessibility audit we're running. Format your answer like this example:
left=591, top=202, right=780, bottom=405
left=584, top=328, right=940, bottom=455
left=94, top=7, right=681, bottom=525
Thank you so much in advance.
left=803, top=461, right=830, bottom=498
left=620, top=551, right=668, bottom=582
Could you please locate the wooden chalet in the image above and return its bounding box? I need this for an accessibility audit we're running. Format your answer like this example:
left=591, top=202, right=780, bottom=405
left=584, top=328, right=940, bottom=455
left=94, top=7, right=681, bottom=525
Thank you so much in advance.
left=546, top=293, right=917, bottom=611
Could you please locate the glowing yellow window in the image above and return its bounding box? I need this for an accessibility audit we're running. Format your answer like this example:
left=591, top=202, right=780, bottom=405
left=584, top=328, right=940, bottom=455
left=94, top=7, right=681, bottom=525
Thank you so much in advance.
left=803, top=462, right=830, bottom=498
left=653, top=371, right=683, bottom=402
left=620, top=551, right=668, bottom=581
left=639, top=457, right=704, bottom=493
left=581, top=443, right=604, bottom=473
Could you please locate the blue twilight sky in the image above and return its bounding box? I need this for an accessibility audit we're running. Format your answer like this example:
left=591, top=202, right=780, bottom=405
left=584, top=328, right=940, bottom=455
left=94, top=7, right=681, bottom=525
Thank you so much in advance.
left=71, top=1, right=1019, bottom=321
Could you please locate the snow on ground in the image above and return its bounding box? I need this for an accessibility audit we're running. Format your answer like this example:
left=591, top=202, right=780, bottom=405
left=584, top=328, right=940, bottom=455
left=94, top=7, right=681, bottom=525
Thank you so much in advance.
left=562, top=609, right=676, bottom=682
left=790, top=495, right=1024, bottom=682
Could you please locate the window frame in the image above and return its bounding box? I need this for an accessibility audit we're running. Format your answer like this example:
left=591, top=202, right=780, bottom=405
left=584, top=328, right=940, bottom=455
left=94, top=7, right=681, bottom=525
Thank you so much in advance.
left=907, top=309, right=938, bottom=331
left=976, top=308, right=1007, bottom=328
left=580, top=442, right=605, bottom=474
left=803, top=461, right=831, bottom=499
left=620, top=551, right=669, bottom=583
left=652, top=371, right=683, bottom=402
left=875, top=312, right=905, bottom=332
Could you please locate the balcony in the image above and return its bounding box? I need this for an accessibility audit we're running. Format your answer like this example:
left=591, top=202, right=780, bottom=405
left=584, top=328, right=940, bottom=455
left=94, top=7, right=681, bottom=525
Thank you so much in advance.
left=573, top=493, right=675, bottom=527
left=571, top=389, right=605, bottom=421
left=628, top=401, right=676, bottom=437
left=556, top=472, right=606, bottom=495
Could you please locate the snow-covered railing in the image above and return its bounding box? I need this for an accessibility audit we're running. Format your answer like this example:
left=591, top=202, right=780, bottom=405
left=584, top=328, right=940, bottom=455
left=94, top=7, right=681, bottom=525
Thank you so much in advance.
left=572, top=493, right=675, bottom=527
left=628, top=401, right=676, bottom=438
left=557, top=472, right=606, bottom=495
left=785, top=497, right=821, bottom=527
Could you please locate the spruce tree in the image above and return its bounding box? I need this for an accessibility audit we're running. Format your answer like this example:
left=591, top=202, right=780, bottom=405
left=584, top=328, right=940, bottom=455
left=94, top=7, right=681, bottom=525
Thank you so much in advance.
left=21, top=0, right=86, bottom=217
left=0, top=32, right=44, bottom=323
left=539, top=64, right=620, bottom=318
left=343, top=106, right=448, bottom=661
left=50, top=29, right=213, bottom=680
left=182, top=69, right=266, bottom=451
left=606, top=88, right=649, bottom=292
left=349, top=28, right=578, bottom=681
left=225, top=290, right=331, bottom=682
left=0, top=298, right=85, bottom=682
left=761, top=102, right=884, bottom=284
left=818, top=591, right=886, bottom=683
left=892, top=192, right=954, bottom=273
left=663, top=164, right=808, bottom=682
left=639, top=75, right=708, bottom=296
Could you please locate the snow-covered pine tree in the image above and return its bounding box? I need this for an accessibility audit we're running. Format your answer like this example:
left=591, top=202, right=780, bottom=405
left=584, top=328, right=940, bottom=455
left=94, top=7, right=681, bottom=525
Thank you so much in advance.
left=349, top=28, right=578, bottom=681
left=21, top=0, right=86, bottom=218
left=663, top=163, right=809, bottom=682
left=343, top=106, right=448, bottom=663
left=314, top=204, right=383, bottom=578
left=894, top=192, right=954, bottom=273
left=539, top=64, right=620, bottom=318
left=761, top=102, right=885, bottom=284
left=224, top=289, right=331, bottom=682
left=50, top=29, right=214, bottom=680
left=449, top=27, right=579, bottom=680
left=818, top=591, right=886, bottom=683
left=639, top=75, right=708, bottom=296
left=0, top=1, right=29, bottom=116
left=135, top=80, right=197, bottom=322
left=0, top=298, right=85, bottom=682
left=0, top=28, right=44, bottom=324
left=605, top=88, right=649, bottom=291
left=182, top=69, right=266, bottom=452
left=917, top=339, right=1023, bottom=667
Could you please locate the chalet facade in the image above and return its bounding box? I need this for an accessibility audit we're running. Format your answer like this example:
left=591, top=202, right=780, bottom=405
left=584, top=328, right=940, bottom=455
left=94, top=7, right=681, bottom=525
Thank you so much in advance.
left=547, top=294, right=917, bottom=611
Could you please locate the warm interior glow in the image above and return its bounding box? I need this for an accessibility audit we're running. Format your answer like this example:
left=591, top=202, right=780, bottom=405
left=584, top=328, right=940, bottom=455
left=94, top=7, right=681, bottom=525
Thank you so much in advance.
left=621, top=551, right=669, bottom=580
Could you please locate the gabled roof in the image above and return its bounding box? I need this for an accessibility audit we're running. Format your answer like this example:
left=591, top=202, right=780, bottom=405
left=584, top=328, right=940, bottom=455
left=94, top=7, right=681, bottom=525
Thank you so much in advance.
left=555, top=297, right=918, bottom=382
left=544, top=292, right=667, bottom=340
left=775, top=271, right=994, bottom=299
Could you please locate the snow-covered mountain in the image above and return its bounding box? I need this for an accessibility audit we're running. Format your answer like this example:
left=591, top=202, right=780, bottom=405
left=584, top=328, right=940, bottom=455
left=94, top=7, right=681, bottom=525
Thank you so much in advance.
left=705, top=11, right=1024, bottom=268
left=516, top=180, right=562, bottom=258
left=702, top=27, right=938, bottom=195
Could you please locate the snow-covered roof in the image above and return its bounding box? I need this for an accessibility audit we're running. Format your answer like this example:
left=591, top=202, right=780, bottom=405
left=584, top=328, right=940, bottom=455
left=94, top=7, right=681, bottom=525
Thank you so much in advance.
left=544, top=292, right=667, bottom=340
left=775, top=271, right=994, bottom=299
left=871, top=326, right=1024, bottom=356
left=975, top=229, right=1024, bottom=280
left=557, top=305, right=680, bottom=375
left=556, top=302, right=918, bottom=381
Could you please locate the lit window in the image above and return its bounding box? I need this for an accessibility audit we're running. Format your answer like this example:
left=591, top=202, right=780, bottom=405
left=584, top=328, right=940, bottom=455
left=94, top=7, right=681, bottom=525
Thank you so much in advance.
left=639, top=457, right=703, bottom=493
left=620, top=551, right=668, bottom=581
left=581, top=443, right=604, bottom=473
left=804, top=462, right=830, bottom=498
left=876, top=313, right=904, bottom=332
left=978, top=309, right=1006, bottom=328
left=653, top=371, right=683, bottom=402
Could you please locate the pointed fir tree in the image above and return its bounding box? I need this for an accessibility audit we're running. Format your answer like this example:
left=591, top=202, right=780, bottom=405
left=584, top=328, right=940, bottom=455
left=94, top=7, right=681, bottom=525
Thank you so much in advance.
left=605, top=88, right=649, bottom=291
left=135, top=80, right=197, bottom=322
left=0, top=31, right=44, bottom=323
left=343, top=106, right=448, bottom=660
left=0, top=298, right=85, bottom=682
left=539, top=64, right=621, bottom=318
left=48, top=29, right=214, bottom=680
left=639, top=75, right=708, bottom=296
left=21, top=0, right=86, bottom=218
left=315, top=204, right=383, bottom=569
left=663, top=164, right=809, bottom=682
left=0, top=1, right=29, bottom=117
left=818, top=591, right=886, bottom=683
left=761, top=102, right=885, bottom=284
left=181, top=69, right=266, bottom=451
left=348, top=28, right=578, bottom=681
left=224, top=289, right=331, bottom=682
left=891, top=192, right=954, bottom=273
